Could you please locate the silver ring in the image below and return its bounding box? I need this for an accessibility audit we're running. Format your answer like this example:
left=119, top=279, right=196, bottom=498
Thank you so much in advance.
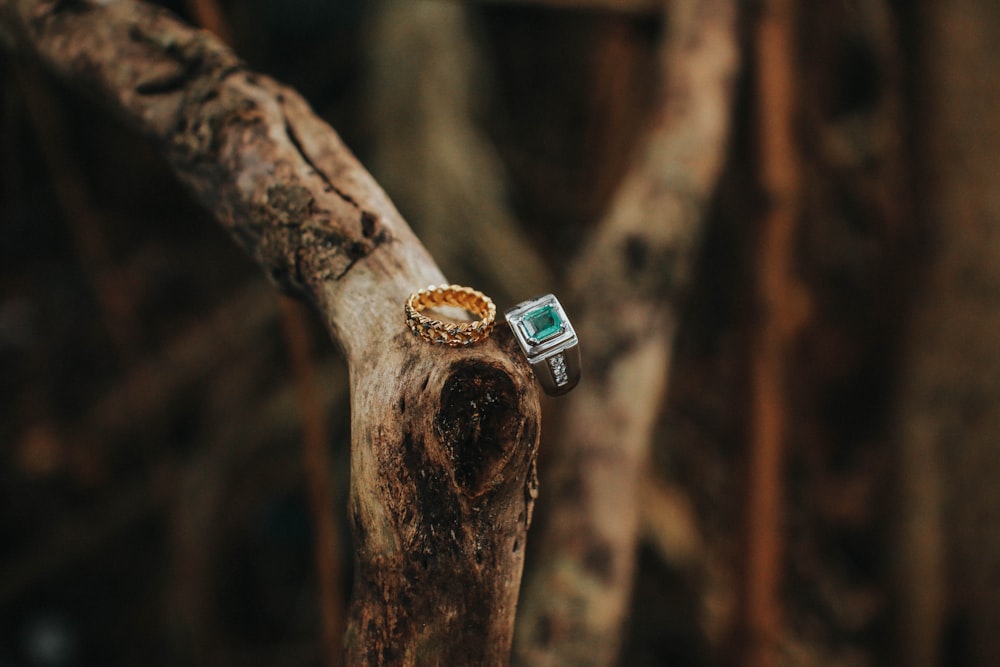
left=505, top=294, right=581, bottom=396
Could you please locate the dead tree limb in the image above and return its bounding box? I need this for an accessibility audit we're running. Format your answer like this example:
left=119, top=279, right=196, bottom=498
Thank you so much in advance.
left=15, top=59, right=141, bottom=361
left=740, top=0, right=809, bottom=664
left=0, top=1, right=542, bottom=664
left=279, top=296, right=346, bottom=667
left=512, top=1, right=738, bottom=664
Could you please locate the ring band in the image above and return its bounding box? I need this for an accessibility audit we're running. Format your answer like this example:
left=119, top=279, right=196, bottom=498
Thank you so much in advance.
left=405, top=284, right=496, bottom=346
left=505, top=294, right=580, bottom=395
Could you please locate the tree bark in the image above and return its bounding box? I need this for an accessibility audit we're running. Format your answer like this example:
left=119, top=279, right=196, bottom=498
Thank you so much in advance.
left=512, top=1, right=738, bottom=664
left=0, top=1, right=542, bottom=664
left=740, top=0, right=808, bottom=664
left=366, top=0, right=737, bottom=662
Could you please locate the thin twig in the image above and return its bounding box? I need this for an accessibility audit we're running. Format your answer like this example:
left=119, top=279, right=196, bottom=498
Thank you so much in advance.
left=72, top=284, right=275, bottom=446
left=15, top=61, right=139, bottom=361
left=183, top=0, right=232, bottom=45
left=741, top=0, right=809, bottom=664
left=278, top=296, right=345, bottom=667
left=2, top=358, right=348, bottom=605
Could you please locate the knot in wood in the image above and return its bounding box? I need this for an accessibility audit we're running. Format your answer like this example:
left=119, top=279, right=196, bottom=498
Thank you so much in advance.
left=434, top=361, right=520, bottom=497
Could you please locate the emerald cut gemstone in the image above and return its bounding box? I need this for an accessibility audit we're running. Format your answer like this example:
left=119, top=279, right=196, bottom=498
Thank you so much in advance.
left=521, top=304, right=564, bottom=343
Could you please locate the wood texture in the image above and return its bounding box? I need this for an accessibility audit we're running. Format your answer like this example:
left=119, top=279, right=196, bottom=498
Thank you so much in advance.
left=741, top=0, right=807, bottom=664
left=0, top=1, right=542, bottom=664
left=278, top=296, right=345, bottom=667
left=512, top=1, right=738, bottom=664
left=367, top=1, right=737, bottom=662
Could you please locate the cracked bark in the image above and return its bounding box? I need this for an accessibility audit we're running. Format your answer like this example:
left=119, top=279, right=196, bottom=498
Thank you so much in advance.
left=0, top=0, right=541, bottom=664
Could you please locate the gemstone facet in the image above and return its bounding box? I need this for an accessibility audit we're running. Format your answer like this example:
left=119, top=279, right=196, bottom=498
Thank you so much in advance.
left=521, top=305, right=565, bottom=344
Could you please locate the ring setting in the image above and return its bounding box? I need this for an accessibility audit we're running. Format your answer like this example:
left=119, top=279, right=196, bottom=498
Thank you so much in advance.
left=505, top=294, right=581, bottom=395
left=405, top=284, right=496, bottom=346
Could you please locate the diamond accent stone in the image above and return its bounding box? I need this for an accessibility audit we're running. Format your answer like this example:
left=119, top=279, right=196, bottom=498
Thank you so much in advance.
left=548, top=353, right=569, bottom=386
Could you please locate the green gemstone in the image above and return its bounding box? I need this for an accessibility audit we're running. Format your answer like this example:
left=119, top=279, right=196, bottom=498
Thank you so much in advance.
left=521, top=304, right=564, bottom=343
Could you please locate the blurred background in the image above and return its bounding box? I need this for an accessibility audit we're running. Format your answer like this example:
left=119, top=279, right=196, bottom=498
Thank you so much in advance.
left=1, top=0, right=998, bottom=665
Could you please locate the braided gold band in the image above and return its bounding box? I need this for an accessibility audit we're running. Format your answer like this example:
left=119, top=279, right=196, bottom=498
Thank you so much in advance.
left=405, top=284, right=496, bottom=346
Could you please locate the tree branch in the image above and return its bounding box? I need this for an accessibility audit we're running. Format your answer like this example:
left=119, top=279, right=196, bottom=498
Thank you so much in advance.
left=366, top=2, right=737, bottom=659
left=741, top=0, right=809, bottom=663
left=513, top=0, right=738, bottom=664
left=0, top=0, right=542, bottom=663
left=279, top=296, right=346, bottom=667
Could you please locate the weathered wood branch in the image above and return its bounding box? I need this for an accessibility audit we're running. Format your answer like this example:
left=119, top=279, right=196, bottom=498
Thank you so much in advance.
left=741, top=0, right=808, bottom=664
left=0, top=0, right=542, bottom=663
left=513, top=0, right=738, bottom=664
left=279, top=296, right=346, bottom=667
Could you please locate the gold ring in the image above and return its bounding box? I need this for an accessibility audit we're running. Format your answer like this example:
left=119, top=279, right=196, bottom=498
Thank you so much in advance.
left=405, top=284, right=496, bottom=346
